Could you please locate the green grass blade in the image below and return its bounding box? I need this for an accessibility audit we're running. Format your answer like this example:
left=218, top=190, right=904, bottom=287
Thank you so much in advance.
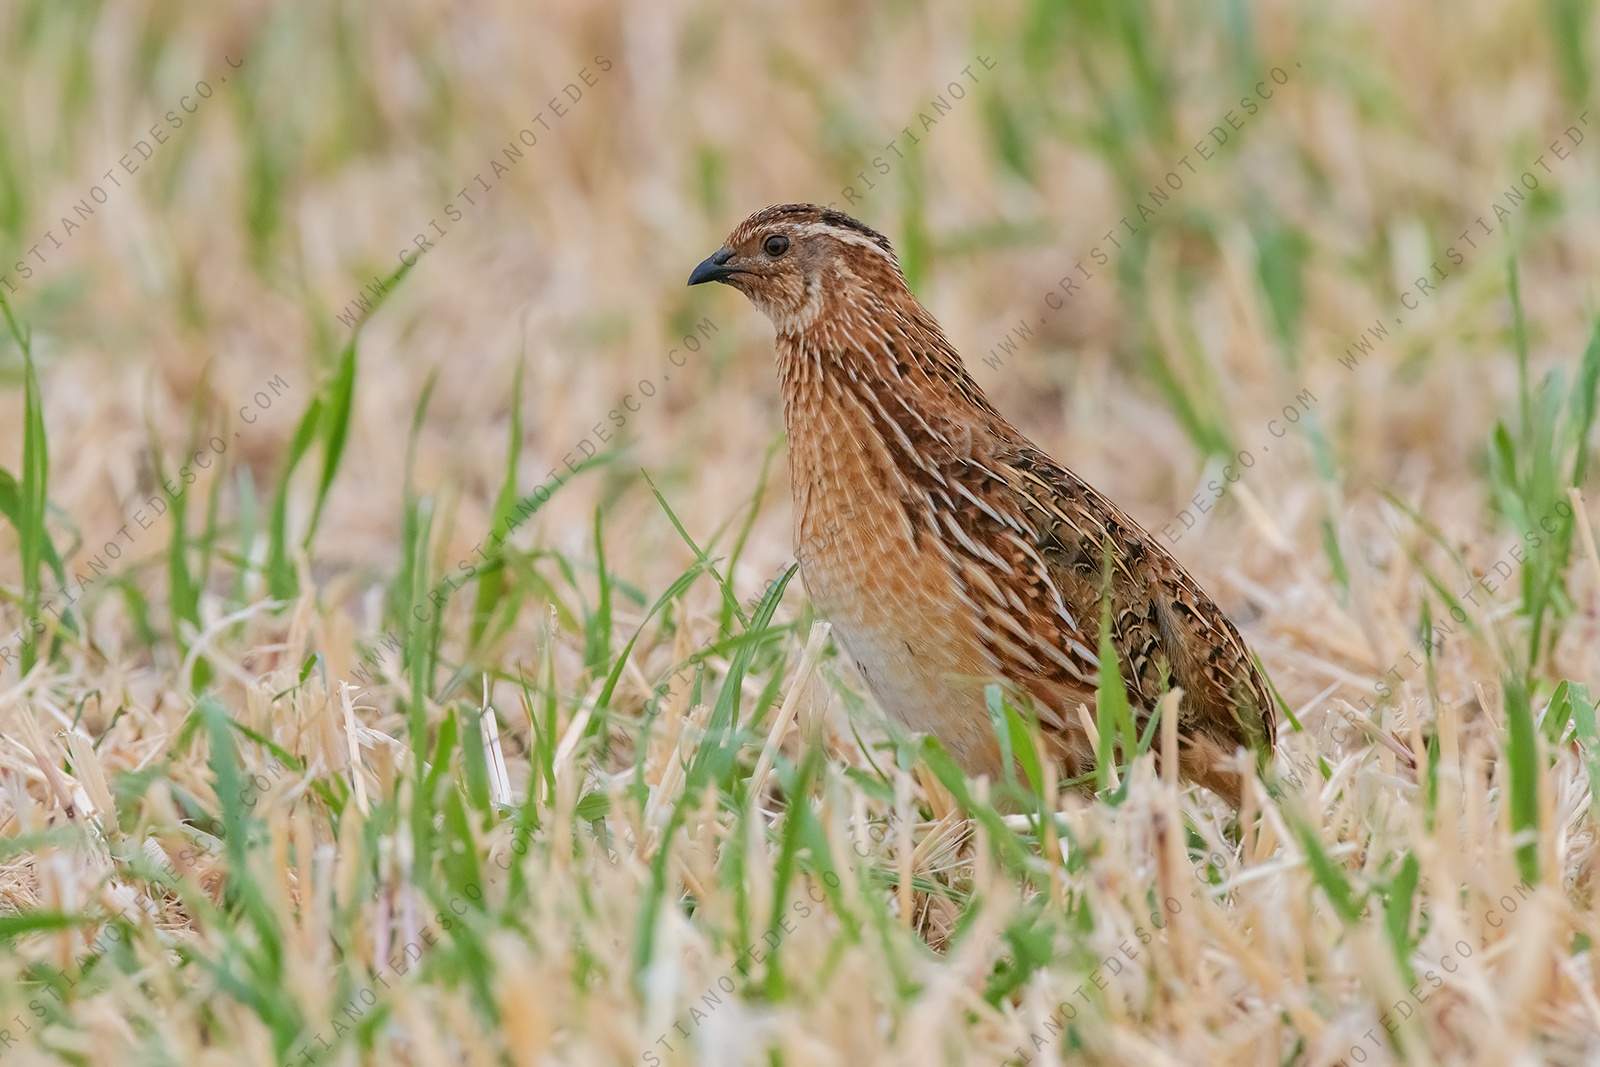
left=1503, top=675, right=1542, bottom=884
left=470, top=361, right=524, bottom=648
left=1, top=296, right=55, bottom=671
left=1566, top=683, right=1600, bottom=815
left=1570, top=316, right=1600, bottom=488
left=302, top=332, right=358, bottom=550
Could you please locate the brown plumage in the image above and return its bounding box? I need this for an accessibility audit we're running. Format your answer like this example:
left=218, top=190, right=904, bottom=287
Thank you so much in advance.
left=688, top=203, right=1275, bottom=804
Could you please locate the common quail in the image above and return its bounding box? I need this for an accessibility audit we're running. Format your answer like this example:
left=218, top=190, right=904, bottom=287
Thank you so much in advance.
left=688, top=204, right=1275, bottom=804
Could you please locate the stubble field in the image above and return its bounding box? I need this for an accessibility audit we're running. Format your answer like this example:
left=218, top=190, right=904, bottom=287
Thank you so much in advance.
left=1, top=1, right=1599, bottom=1064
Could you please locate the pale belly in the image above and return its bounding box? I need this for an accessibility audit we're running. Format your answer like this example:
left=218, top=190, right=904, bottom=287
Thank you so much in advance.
left=794, top=487, right=1006, bottom=779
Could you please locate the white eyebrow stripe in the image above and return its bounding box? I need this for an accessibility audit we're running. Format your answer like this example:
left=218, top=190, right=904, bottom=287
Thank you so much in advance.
left=784, top=221, right=898, bottom=265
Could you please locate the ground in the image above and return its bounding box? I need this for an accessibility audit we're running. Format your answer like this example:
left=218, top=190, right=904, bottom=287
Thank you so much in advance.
left=0, top=1, right=1598, bottom=1064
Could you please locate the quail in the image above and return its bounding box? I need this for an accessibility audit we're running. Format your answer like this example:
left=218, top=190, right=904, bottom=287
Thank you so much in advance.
left=688, top=204, right=1275, bottom=804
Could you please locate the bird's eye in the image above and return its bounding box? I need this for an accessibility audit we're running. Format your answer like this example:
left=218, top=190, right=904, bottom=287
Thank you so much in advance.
left=763, top=234, right=790, bottom=257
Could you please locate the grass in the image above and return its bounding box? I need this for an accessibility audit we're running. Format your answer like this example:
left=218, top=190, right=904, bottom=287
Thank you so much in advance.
left=0, top=296, right=59, bottom=676
left=0, top=0, right=1599, bottom=1064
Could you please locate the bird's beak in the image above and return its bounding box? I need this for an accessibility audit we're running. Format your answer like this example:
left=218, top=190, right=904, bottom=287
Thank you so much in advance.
left=688, top=246, right=739, bottom=286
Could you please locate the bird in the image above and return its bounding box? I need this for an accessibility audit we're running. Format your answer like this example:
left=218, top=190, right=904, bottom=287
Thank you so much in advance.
left=687, top=203, right=1275, bottom=805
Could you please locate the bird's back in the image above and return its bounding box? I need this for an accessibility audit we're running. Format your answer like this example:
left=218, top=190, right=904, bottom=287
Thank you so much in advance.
left=777, top=293, right=1274, bottom=804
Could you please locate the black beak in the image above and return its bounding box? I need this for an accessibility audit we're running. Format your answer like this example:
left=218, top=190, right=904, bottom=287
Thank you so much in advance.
left=688, top=247, right=739, bottom=286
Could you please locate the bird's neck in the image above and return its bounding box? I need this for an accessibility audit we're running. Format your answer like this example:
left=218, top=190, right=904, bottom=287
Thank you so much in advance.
left=773, top=289, right=1015, bottom=506
left=773, top=289, right=988, bottom=413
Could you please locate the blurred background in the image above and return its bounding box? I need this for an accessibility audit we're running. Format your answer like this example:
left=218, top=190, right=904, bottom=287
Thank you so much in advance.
left=0, top=1, right=1595, bottom=700
left=0, top=0, right=1595, bottom=697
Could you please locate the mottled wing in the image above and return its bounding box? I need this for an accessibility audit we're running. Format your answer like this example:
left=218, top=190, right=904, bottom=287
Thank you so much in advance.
left=863, top=425, right=1100, bottom=736
left=1000, top=443, right=1277, bottom=756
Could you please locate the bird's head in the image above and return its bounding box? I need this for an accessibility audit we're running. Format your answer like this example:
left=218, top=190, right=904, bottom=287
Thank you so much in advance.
left=687, top=203, right=904, bottom=333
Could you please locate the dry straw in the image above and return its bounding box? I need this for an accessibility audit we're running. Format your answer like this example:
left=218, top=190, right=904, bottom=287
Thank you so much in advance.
left=0, top=0, right=1598, bottom=1064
